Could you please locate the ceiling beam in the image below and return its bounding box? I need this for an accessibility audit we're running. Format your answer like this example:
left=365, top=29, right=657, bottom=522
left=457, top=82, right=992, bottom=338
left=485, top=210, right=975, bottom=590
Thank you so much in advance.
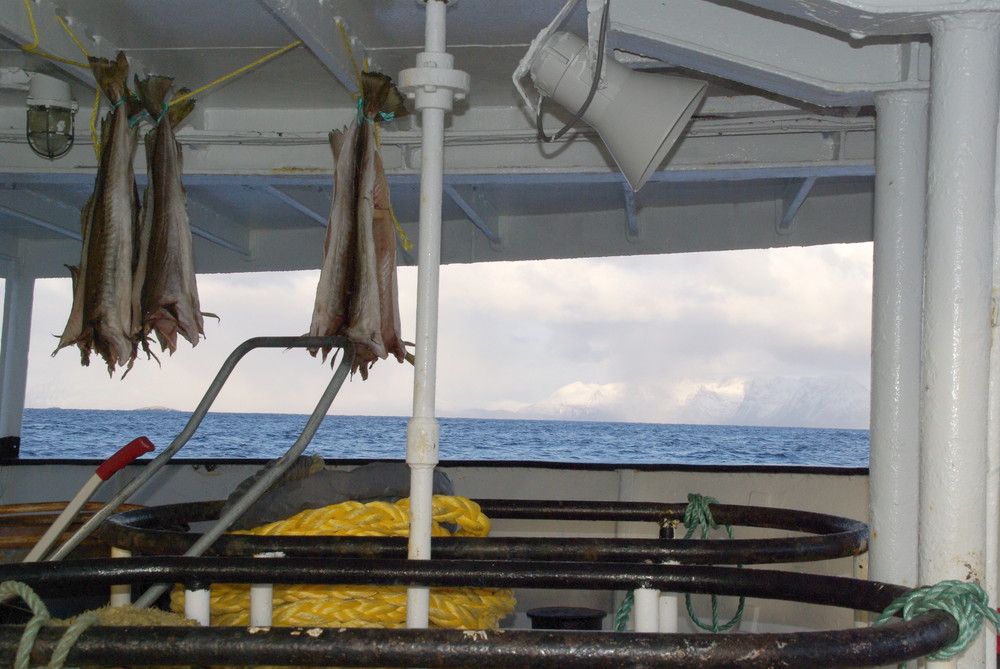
left=777, top=176, right=818, bottom=235
left=610, top=0, right=927, bottom=107
left=0, top=203, right=81, bottom=240
left=260, top=185, right=328, bottom=227
left=258, top=0, right=365, bottom=94
left=0, top=0, right=149, bottom=85
left=186, top=197, right=252, bottom=257
left=622, top=183, right=639, bottom=242
left=443, top=184, right=501, bottom=247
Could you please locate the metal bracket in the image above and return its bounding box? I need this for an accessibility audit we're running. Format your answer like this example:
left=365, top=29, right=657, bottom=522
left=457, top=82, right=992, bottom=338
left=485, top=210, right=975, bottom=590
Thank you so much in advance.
left=623, top=182, right=640, bottom=242
left=444, top=184, right=502, bottom=249
left=777, top=176, right=817, bottom=235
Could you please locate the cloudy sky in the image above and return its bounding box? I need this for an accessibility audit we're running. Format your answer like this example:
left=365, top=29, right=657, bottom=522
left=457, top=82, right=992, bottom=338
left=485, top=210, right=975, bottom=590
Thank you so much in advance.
left=7, top=242, right=874, bottom=424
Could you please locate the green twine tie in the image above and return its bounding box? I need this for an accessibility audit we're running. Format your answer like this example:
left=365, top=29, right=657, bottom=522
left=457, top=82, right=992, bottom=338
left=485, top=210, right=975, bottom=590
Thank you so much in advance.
left=356, top=95, right=395, bottom=125
left=874, top=579, right=1000, bottom=661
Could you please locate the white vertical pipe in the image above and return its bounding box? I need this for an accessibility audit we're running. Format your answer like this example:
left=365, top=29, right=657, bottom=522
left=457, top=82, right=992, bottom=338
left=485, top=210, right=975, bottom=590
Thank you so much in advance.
left=658, top=593, right=678, bottom=633
left=249, top=552, right=280, bottom=627
left=184, top=587, right=211, bottom=626
left=633, top=588, right=659, bottom=632
left=405, top=0, right=450, bottom=629
left=921, top=13, right=1000, bottom=669
left=109, top=547, right=131, bottom=606
left=988, top=62, right=1000, bottom=669
left=869, top=89, right=928, bottom=589
left=0, top=264, right=34, bottom=446
left=249, top=584, right=274, bottom=627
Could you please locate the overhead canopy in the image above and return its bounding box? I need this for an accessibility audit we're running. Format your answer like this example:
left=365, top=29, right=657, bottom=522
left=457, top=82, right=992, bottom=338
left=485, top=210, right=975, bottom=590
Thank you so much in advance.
left=0, top=0, right=928, bottom=280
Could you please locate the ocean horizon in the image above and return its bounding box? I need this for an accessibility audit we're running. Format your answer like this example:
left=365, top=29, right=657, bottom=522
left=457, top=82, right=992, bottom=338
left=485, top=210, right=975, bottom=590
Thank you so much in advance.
left=17, top=408, right=870, bottom=467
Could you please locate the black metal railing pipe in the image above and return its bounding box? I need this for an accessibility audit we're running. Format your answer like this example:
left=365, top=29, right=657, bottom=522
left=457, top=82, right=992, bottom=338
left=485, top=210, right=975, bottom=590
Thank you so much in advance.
left=102, top=500, right=868, bottom=565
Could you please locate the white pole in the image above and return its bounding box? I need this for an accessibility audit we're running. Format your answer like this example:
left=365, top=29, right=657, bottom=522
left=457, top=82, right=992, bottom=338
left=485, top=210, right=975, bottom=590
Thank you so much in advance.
left=920, top=13, right=1000, bottom=669
left=249, top=552, right=282, bottom=627
left=632, top=588, right=659, bottom=633
left=184, top=587, right=212, bottom=626
left=869, top=89, right=927, bottom=589
left=249, top=583, right=274, bottom=627
left=988, top=52, right=1000, bottom=669
left=398, top=0, right=469, bottom=630
left=658, top=593, right=678, bottom=633
left=0, top=263, right=33, bottom=455
left=109, top=547, right=131, bottom=607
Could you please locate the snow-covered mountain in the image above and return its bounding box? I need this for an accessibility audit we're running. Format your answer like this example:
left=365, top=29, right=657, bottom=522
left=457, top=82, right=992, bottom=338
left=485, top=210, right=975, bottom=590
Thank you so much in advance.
left=681, top=376, right=869, bottom=428
left=450, top=376, right=870, bottom=429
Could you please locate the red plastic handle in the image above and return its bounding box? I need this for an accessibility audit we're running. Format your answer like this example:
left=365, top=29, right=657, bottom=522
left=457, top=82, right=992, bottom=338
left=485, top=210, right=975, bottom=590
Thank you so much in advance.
left=95, top=437, right=156, bottom=480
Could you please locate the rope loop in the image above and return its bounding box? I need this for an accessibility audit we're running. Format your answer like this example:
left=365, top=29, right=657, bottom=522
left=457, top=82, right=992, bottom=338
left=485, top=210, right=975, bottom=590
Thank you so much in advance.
left=681, top=494, right=744, bottom=632
left=1, top=580, right=51, bottom=669
left=874, top=580, right=1000, bottom=661
left=683, top=493, right=727, bottom=539
left=613, top=494, right=745, bottom=632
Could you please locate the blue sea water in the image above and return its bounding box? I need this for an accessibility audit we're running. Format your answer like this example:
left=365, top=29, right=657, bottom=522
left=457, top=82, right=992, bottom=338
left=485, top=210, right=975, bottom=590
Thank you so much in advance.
left=18, top=408, right=869, bottom=467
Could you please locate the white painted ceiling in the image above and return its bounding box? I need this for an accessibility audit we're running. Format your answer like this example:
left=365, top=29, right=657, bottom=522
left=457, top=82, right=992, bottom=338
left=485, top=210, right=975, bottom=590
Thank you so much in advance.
left=0, top=0, right=933, bottom=278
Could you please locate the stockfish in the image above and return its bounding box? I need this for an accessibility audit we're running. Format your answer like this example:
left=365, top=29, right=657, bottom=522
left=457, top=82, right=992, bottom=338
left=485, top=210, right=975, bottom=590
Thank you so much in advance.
left=134, top=75, right=209, bottom=354
left=53, top=51, right=141, bottom=375
left=309, top=71, right=408, bottom=378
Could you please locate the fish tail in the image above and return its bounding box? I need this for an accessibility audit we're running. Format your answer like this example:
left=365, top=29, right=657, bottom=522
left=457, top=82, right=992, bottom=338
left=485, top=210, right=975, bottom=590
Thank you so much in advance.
left=360, top=71, right=408, bottom=121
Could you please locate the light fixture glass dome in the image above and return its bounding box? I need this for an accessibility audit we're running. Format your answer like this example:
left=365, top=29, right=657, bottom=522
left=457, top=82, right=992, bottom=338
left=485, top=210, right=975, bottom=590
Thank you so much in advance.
left=26, top=73, right=78, bottom=160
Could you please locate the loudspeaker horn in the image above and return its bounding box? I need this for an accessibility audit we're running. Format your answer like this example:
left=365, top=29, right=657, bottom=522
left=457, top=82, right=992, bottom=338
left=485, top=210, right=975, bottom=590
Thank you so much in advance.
left=531, top=31, right=707, bottom=191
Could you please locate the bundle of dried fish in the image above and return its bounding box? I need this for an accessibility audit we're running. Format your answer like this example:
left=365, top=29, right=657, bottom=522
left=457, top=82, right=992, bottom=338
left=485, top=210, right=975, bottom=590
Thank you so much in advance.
left=134, top=75, right=210, bottom=354
left=308, top=71, right=408, bottom=378
left=53, top=51, right=141, bottom=374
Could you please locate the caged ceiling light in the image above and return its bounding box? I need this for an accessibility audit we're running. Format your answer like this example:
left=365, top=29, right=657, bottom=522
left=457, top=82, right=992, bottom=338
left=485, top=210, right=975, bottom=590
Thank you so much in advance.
left=26, top=72, right=78, bottom=160
left=513, top=0, right=707, bottom=191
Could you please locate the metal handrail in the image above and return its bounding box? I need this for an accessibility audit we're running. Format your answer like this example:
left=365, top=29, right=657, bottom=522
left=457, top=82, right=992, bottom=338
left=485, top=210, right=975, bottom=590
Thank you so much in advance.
left=42, top=337, right=354, bottom=605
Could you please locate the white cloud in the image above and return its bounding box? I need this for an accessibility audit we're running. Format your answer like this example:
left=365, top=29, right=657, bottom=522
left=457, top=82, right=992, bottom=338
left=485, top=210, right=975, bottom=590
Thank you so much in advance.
left=17, top=242, right=874, bottom=427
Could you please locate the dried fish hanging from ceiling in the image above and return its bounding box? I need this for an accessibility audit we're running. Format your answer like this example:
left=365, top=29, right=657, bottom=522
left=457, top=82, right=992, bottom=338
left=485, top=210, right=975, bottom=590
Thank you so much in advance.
left=53, top=52, right=141, bottom=375
left=53, top=52, right=211, bottom=375
left=134, top=75, right=212, bottom=356
left=308, top=71, right=409, bottom=379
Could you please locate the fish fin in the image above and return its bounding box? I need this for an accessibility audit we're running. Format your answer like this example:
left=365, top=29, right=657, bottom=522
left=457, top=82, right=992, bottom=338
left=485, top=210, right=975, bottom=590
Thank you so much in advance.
left=167, top=88, right=196, bottom=128
left=329, top=128, right=348, bottom=162
left=360, top=71, right=409, bottom=121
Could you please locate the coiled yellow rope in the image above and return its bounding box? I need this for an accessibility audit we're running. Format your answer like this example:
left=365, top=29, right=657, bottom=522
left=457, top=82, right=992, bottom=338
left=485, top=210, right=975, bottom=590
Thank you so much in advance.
left=171, top=495, right=515, bottom=629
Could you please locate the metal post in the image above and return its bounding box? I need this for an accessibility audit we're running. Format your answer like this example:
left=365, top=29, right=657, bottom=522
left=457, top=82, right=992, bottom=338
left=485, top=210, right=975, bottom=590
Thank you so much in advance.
left=398, top=0, right=469, bottom=629
left=921, top=13, right=1000, bottom=669
left=0, top=261, right=33, bottom=458
left=869, top=89, right=928, bottom=589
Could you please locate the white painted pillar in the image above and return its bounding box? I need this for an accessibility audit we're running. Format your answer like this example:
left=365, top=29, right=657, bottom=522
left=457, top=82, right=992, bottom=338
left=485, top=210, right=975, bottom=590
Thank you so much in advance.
left=632, top=587, right=659, bottom=633
left=0, top=261, right=34, bottom=456
left=184, top=587, right=211, bottom=626
left=920, top=13, right=1000, bottom=669
left=109, top=547, right=132, bottom=606
left=869, top=89, right=928, bottom=589
left=398, top=0, right=469, bottom=629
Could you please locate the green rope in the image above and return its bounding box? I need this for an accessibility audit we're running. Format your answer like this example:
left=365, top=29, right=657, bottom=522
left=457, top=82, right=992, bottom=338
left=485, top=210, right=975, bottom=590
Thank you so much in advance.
left=47, top=612, right=99, bottom=669
left=1, top=580, right=50, bottom=669
left=682, top=494, right=745, bottom=632
left=0, top=580, right=100, bottom=669
left=874, top=580, right=1000, bottom=661
left=614, top=590, right=634, bottom=632
left=613, top=494, right=745, bottom=632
